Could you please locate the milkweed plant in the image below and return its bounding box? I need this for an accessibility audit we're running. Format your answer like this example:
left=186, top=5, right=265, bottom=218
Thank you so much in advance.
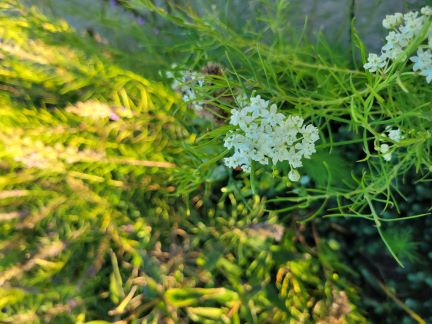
left=1, top=0, right=432, bottom=322
left=170, top=5, right=432, bottom=267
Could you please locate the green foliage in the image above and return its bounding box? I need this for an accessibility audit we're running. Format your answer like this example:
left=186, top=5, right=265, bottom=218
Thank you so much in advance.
left=131, top=0, right=432, bottom=268
left=0, top=0, right=431, bottom=323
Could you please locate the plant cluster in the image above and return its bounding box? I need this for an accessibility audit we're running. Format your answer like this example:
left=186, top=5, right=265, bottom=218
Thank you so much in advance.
left=364, top=6, right=432, bottom=83
left=0, top=0, right=431, bottom=323
left=224, top=94, right=319, bottom=181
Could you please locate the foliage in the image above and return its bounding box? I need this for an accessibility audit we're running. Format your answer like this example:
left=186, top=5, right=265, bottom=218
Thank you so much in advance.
left=0, top=0, right=431, bottom=323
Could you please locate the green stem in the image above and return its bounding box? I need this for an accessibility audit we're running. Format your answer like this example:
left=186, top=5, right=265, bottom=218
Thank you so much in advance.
left=366, top=195, right=404, bottom=268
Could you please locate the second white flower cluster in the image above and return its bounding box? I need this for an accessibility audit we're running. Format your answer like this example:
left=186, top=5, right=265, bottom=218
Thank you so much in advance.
left=364, top=6, right=432, bottom=82
left=166, top=66, right=205, bottom=112
left=376, top=127, right=404, bottom=161
left=223, top=95, right=319, bottom=182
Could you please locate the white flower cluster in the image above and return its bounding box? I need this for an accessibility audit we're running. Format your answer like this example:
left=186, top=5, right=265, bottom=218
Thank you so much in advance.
left=166, top=67, right=205, bottom=112
left=364, top=6, right=432, bottom=82
left=223, top=95, right=319, bottom=181
left=375, top=127, right=404, bottom=161
left=411, top=47, right=432, bottom=82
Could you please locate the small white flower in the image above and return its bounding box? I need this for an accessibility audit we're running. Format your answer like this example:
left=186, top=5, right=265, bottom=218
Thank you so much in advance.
left=295, top=140, right=317, bottom=159
left=223, top=94, right=319, bottom=177
left=421, top=6, right=432, bottom=16
left=382, top=44, right=405, bottom=60
left=401, top=11, right=426, bottom=38
left=286, top=115, right=304, bottom=130
left=384, top=31, right=410, bottom=49
left=235, top=94, right=249, bottom=108
left=300, top=124, right=320, bottom=142
left=386, top=128, right=404, bottom=142
left=383, top=152, right=392, bottom=161
left=376, top=128, right=405, bottom=162
left=379, top=143, right=390, bottom=153
left=288, top=169, right=300, bottom=182
left=165, top=71, right=175, bottom=79
left=377, top=143, right=392, bottom=161
left=168, top=69, right=206, bottom=111
left=410, top=48, right=432, bottom=83
left=404, top=11, right=419, bottom=21
left=364, top=53, right=387, bottom=72
left=287, top=147, right=303, bottom=168
left=423, top=68, right=432, bottom=83
left=261, top=104, right=285, bottom=126
left=382, top=12, right=404, bottom=29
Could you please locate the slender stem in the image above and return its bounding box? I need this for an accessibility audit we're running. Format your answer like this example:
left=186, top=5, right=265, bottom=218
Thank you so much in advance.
left=366, top=195, right=404, bottom=267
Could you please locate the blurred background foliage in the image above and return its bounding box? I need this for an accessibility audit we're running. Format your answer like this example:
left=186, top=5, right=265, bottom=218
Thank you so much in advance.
left=0, top=0, right=431, bottom=323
